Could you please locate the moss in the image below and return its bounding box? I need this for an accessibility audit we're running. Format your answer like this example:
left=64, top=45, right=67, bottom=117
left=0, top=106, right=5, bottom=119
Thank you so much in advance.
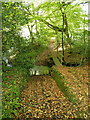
left=51, top=66, right=78, bottom=104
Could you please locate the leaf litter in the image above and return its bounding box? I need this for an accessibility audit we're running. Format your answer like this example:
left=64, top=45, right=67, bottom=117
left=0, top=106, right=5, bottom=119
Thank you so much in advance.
left=18, top=63, right=88, bottom=119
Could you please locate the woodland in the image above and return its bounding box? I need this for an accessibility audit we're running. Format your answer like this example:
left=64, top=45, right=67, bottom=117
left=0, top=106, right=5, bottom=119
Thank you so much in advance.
left=2, top=0, right=89, bottom=119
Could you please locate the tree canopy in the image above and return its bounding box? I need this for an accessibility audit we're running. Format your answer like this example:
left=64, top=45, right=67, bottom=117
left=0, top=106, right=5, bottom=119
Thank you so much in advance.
left=2, top=0, right=88, bottom=68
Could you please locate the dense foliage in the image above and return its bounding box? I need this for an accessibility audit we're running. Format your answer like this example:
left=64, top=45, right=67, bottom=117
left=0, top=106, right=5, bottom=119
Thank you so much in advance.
left=2, top=1, right=88, bottom=65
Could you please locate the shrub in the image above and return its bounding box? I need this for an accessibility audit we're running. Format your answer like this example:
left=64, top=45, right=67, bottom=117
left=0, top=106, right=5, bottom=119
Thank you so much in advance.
left=15, top=52, right=36, bottom=69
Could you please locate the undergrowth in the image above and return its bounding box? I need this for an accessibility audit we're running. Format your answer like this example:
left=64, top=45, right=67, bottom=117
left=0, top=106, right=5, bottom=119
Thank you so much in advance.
left=2, top=66, right=29, bottom=118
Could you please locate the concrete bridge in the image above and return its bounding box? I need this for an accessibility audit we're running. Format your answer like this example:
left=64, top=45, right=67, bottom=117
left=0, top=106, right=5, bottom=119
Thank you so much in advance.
left=29, top=66, right=50, bottom=76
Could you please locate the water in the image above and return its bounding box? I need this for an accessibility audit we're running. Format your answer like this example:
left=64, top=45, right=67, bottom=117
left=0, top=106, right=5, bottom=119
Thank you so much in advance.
left=29, top=66, right=50, bottom=76
left=3, top=57, right=12, bottom=67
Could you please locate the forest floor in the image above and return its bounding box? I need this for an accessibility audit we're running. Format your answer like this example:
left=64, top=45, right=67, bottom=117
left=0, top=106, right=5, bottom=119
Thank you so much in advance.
left=18, top=44, right=89, bottom=119
left=18, top=66, right=88, bottom=119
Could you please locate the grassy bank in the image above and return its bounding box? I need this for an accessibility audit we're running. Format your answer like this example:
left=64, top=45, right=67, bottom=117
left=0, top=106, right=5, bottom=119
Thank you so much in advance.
left=51, top=66, right=78, bottom=104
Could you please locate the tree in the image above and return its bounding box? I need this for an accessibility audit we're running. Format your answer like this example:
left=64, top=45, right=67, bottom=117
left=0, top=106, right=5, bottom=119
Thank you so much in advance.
left=2, top=0, right=88, bottom=67
left=32, top=0, right=87, bottom=63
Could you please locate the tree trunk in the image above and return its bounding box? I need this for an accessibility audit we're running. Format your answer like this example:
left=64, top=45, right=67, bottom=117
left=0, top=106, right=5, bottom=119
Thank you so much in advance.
left=61, top=12, right=65, bottom=62
left=27, top=24, right=34, bottom=44
left=55, top=31, right=60, bottom=54
left=62, top=31, right=64, bottom=62
left=83, top=17, right=85, bottom=43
